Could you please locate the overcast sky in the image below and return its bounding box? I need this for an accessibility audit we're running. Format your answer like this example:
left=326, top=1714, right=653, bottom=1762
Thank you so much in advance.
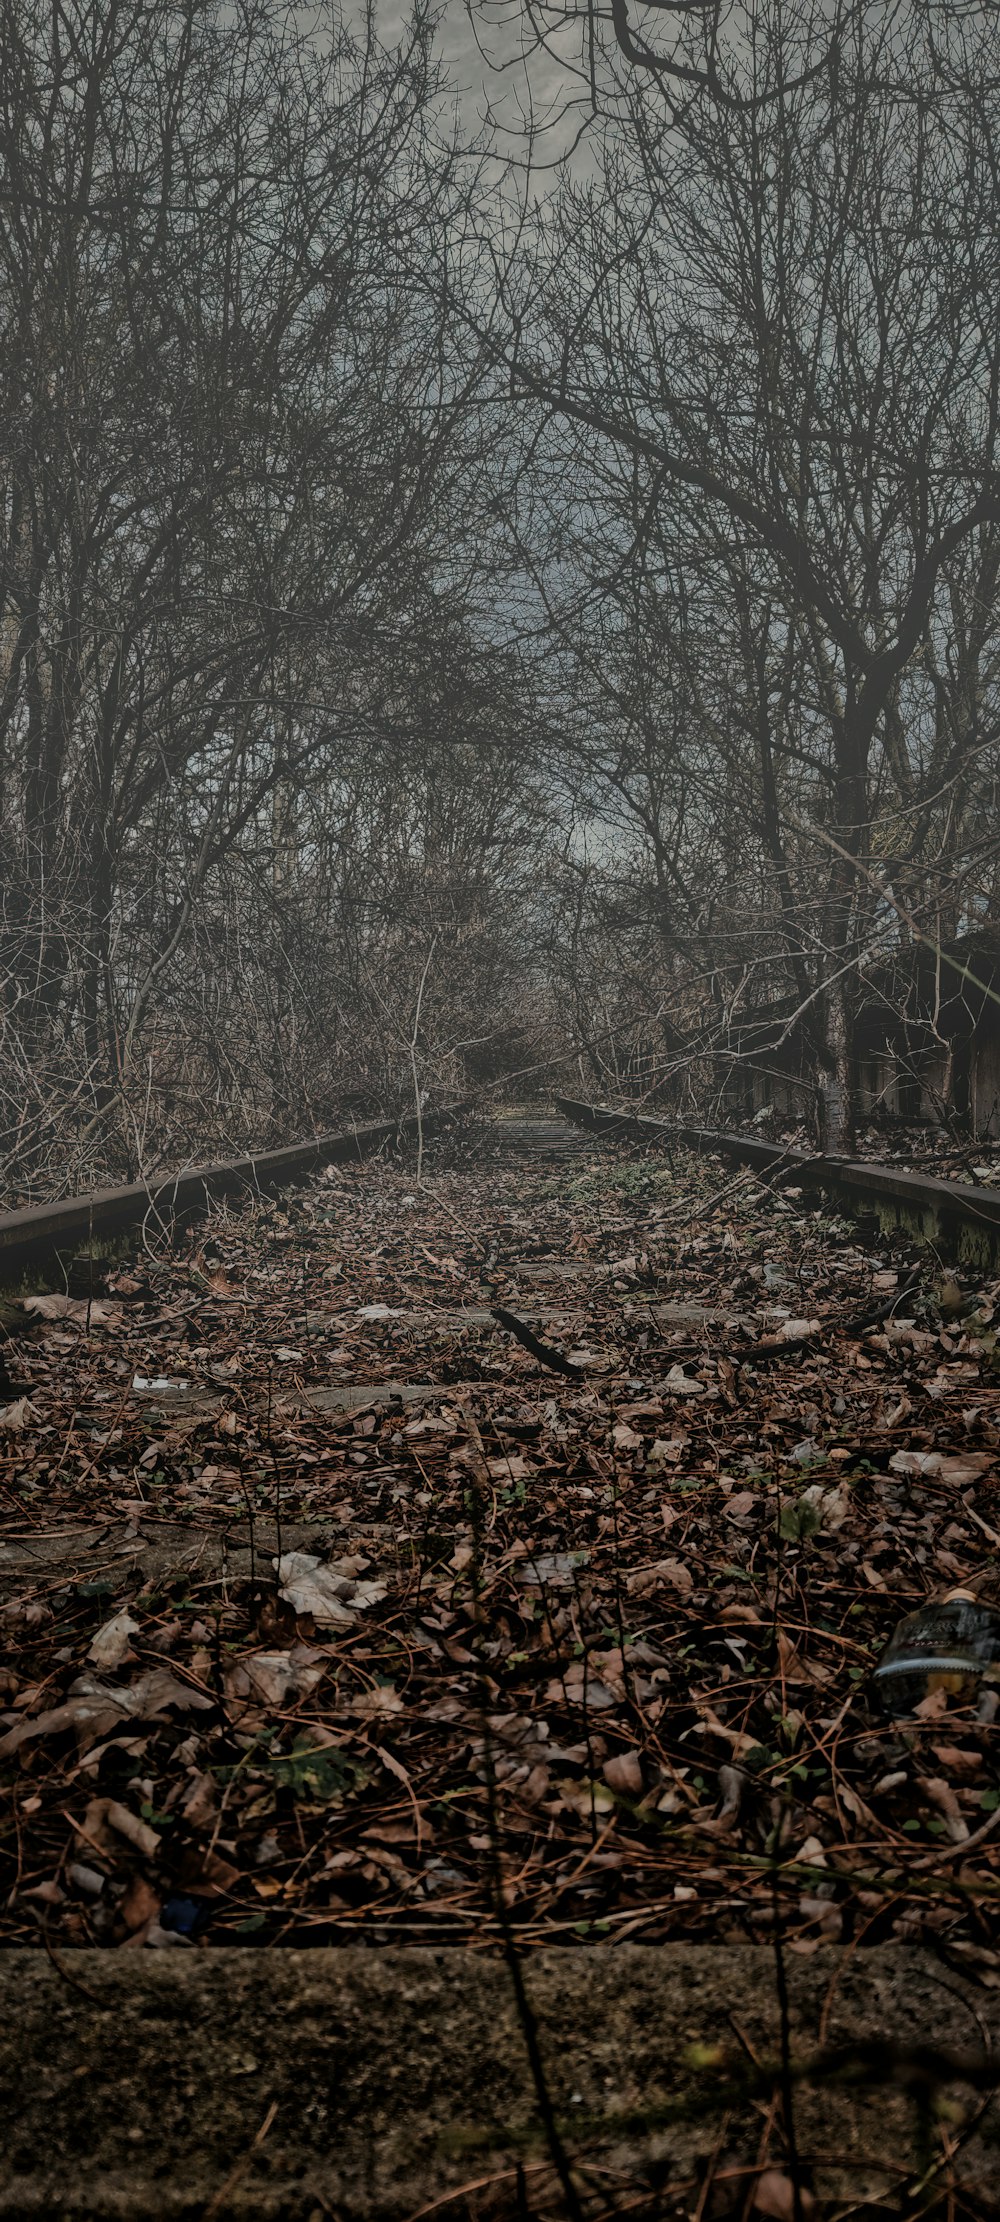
left=362, top=0, right=595, bottom=168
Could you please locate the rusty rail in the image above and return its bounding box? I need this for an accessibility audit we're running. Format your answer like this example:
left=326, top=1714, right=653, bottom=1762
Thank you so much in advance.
left=555, top=1096, right=1000, bottom=1270
left=0, top=1105, right=467, bottom=1285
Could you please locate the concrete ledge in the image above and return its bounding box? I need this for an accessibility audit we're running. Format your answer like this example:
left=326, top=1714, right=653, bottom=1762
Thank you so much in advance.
left=556, top=1097, right=1000, bottom=1269
left=0, top=1108, right=468, bottom=1287
left=1, top=1948, right=998, bottom=2217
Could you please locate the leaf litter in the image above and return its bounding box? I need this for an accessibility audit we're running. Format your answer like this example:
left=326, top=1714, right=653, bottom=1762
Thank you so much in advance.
left=2, top=1115, right=1000, bottom=1976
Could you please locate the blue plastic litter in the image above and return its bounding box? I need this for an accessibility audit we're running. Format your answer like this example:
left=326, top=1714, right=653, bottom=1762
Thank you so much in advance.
left=160, top=1894, right=211, bottom=1937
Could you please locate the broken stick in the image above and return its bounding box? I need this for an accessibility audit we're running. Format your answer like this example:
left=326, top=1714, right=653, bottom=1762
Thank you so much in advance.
left=491, top=1306, right=585, bottom=1379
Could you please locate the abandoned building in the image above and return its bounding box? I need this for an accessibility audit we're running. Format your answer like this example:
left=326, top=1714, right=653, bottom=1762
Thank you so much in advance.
left=717, top=933, right=1000, bottom=1138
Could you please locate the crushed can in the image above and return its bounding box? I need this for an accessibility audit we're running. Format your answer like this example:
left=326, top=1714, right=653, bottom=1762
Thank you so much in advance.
left=871, top=1589, right=1000, bottom=1713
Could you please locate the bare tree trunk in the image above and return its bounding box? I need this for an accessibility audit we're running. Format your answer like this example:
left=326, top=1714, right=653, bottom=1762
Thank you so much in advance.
left=818, top=979, right=854, bottom=1154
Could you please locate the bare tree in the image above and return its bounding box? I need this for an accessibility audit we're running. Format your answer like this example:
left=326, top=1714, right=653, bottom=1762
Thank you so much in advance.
left=470, top=0, right=1000, bottom=1142
left=0, top=0, right=494, bottom=1192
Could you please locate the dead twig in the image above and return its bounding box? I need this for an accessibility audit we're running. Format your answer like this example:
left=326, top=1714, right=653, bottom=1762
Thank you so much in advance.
left=491, top=1306, right=585, bottom=1379
left=733, top=1271, right=923, bottom=1365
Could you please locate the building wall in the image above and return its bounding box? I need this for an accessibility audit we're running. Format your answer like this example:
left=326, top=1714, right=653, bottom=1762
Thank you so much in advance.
left=972, top=1038, right=1000, bottom=1139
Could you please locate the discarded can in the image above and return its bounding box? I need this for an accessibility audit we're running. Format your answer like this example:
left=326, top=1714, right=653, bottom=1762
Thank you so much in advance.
left=872, top=1589, right=1000, bottom=1713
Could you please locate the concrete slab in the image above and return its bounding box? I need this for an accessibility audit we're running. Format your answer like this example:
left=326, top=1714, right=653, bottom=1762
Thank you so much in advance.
left=0, top=1382, right=447, bottom=1597
left=0, top=1516, right=333, bottom=1597
left=1, top=1947, right=998, bottom=2217
left=126, top=1381, right=445, bottom=1417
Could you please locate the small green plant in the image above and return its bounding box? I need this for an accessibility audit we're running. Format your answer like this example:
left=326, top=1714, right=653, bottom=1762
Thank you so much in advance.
left=779, top=1495, right=823, bottom=1541
left=270, top=1734, right=370, bottom=1807
left=567, top=1160, right=675, bottom=1205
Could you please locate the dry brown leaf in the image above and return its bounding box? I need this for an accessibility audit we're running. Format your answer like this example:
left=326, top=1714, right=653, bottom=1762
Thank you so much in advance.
left=226, top=1649, right=325, bottom=1708
left=753, top=2171, right=817, bottom=2222
left=88, top=1610, right=141, bottom=1669
left=799, top=1481, right=851, bottom=1532
left=180, top=1771, right=218, bottom=1828
left=0, top=1397, right=39, bottom=1430
left=627, top=1557, right=693, bottom=1601
left=22, top=1293, right=117, bottom=1325
left=603, top=1751, right=643, bottom=1796
left=178, top=1846, right=241, bottom=1895
left=922, top=1775, right=970, bottom=1842
left=930, top=1743, right=982, bottom=1775
left=274, top=1551, right=386, bottom=1628
left=120, top=1875, right=162, bottom=1931
left=0, top=1668, right=211, bottom=1756
left=353, top=1685, right=404, bottom=1720
left=663, top=1364, right=706, bottom=1397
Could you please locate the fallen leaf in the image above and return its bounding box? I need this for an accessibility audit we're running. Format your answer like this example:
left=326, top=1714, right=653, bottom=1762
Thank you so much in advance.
left=647, top=1436, right=687, bottom=1466
left=275, top=1551, right=386, bottom=1628
left=353, top=1686, right=404, bottom=1720
left=663, top=1365, right=706, bottom=1396
left=516, top=1550, right=588, bottom=1588
left=558, top=1778, right=616, bottom=1818
left=181, top=1771, right=218, bottom=1828
left=754, top=2171, right=816, bottom=2222
left=798, top=1481, right=851, bottom=1532
left=549, top=1662, right=617, bottom=1709
left=120, top=1875, right=162, bottom=1930
left=227, top=1649, right=326, bottom=1708
left=923, top=1776, right=970, bottom=1843
left=939, top=1452, right=995, bottom=1486
left=0, top=1397, right=39, bottom=1430
left=0, top=1668, right=212, bottom=1756
left=178, top=1846, right=241, bottom=1896
left=930, top=1743, right=982, bottom=1776
left=627, top=1557, right=693, bottom=1600
left=603, top=1751, right=643, bottom=1796
left=20, top=1879, right=65, bottom=1907
left=23, top=1294, right=116, bottom=1325
left=88, top=1610, right=141, bottom=1669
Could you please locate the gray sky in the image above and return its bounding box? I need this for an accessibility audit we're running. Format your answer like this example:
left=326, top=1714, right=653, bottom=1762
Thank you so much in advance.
left=365, top=0, right=594, bottom=167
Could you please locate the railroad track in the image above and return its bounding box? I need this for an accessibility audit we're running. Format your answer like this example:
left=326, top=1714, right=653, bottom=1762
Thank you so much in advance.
left=0, top=1109, right=649, bottom=1598
left=0, top=1102, right=468, bottom=1286
left=3, top=1104, right=1000, bottom=2214
left=557, top=1095, right=1000, bottom=1269
left=3, top=1091, right=997, bottom=1292
left=475, top=1110, right=603, bottom=1165
left=2, top=1103, right=997, bottom=1626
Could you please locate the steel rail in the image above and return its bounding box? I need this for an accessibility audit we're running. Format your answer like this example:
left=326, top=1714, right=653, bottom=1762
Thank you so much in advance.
left=555, top=1096, right=1000, bottom=1269
left=0, top=1105, right=468, bottom=1285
